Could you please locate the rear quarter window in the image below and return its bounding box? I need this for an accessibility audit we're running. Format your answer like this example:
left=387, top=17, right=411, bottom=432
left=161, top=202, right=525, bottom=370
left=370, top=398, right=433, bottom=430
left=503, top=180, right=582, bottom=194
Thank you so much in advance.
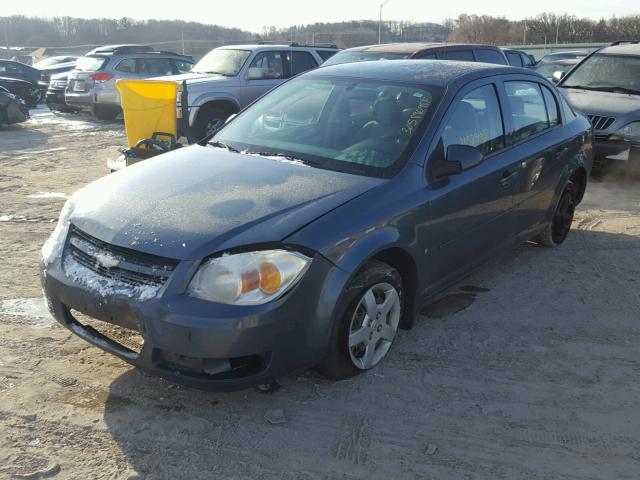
left=442, top=50, right=475, bottom=61
left=76, top=56, right=108, bottom=71
left=506, top=52, right=524, bottom=67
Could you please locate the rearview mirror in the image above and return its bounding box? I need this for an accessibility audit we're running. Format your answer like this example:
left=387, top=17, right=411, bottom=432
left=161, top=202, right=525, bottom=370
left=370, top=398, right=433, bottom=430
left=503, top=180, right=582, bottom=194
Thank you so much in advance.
left=552, top=70, right=566, bottom=83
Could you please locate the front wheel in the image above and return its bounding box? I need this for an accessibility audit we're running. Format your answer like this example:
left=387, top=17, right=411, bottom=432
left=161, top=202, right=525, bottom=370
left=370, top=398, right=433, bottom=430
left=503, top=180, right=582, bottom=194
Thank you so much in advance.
left=192, top=105, right=232, bottom=142
left=534, top=181, right=576, bottom=247
left=319, top=260, right=403, bottom=379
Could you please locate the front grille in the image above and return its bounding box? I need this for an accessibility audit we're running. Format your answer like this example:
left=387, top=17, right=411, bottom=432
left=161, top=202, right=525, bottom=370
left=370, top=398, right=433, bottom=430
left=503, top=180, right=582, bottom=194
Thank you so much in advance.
left=66, top=225, right=178, bottom=288
left=594, top=134, right=610, bottom=143
left=587, top=115, right=615, bottom=131
left=71, top=309, right=143, bottom=354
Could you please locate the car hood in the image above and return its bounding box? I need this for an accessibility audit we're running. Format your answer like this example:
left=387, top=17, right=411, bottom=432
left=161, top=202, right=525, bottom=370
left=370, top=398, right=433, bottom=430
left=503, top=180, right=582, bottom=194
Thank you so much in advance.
left=68, top=145, right=383, bottom=260
left=152, top=72, right=237, bottom=86
left=559, top=87, right=640, bottom=118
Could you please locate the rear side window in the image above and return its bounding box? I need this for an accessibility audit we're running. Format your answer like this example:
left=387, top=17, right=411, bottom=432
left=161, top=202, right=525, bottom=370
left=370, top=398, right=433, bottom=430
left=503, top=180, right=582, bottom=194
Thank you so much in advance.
left=506, top=52, right=524, bottom=67
left=442, top=50, right=475, bottom=61
left=475, top=49, right=506, bottom=65
left=287, top=51, right=318, bottom=76
left=418, top=52, right=437, bottom=59
left=0, top=62, right=22, bottom=73
left=138, top=58, right=174, bottom=76
left=442, top=84, right=505, bottom=156
left=541, top=86, right=559, bottom=126
left=316, top=50, right=338, bottom=62
left=75, top=56, right=108, bottom=72
left=115, top=58, right=136, bottom=73
left=505, top=81, right=550, bottom=141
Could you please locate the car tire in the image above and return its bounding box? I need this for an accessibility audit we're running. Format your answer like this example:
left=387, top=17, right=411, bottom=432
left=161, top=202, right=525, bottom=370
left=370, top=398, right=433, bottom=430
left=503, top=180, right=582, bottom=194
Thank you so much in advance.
left=93, top=105, right=121, bottom=121
left=192, top=104, right=232, bottom=142
left=319, top=260, right=403, bottom=380
left=534, top=181, right=576, bottom=247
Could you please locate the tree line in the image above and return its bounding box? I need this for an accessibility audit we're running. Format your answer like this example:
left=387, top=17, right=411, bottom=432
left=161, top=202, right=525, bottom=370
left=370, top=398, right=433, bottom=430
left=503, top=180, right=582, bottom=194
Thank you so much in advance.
left=1, top=13, right=639, bottom=50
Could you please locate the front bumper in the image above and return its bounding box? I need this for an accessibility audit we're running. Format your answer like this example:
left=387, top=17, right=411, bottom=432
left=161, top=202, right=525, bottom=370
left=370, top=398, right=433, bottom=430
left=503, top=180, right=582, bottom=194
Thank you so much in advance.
left=41, top=246, right=348, bottom=391
left=594, top=136, right=640, bottom=164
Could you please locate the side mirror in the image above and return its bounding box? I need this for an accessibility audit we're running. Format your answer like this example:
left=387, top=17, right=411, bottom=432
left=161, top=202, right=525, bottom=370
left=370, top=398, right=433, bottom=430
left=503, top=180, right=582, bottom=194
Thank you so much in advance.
left=447, top=144, right=484, bottom=171
left=552, top=71, right=566, bottom=83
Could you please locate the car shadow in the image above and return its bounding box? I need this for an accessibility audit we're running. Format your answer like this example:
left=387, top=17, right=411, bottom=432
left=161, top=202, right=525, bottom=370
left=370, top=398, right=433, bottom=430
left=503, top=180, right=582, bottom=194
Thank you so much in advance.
left=0, top=123, right=50, bottom=151
left=101, top=226, right=640, bottom=478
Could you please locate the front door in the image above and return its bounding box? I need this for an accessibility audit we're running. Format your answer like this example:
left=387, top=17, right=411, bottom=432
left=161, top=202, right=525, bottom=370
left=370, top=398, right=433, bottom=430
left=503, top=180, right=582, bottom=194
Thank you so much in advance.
left=423, top=82, right=522, bottom=292
left=240, top=51, right=287, bottom=107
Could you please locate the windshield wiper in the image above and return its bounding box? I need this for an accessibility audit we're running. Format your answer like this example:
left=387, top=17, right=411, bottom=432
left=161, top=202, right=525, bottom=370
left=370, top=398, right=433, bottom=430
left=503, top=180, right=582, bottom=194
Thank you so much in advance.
left=562, top=85, right=604, bottom=91
left=564, top=84, right=640, bottom=95
left=208, top=141, right=239, bottom=153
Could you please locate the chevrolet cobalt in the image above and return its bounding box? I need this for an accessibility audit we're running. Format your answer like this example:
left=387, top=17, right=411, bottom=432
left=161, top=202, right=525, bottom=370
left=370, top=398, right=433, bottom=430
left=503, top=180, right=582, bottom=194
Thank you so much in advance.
left=41, top=61, right=593, bottom=390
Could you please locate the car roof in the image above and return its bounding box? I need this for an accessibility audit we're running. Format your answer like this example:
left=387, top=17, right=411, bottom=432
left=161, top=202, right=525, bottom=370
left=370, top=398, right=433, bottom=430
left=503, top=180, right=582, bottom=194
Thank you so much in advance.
left=597, top=43, right=640, bottom=56
left=340, top=42, right=501, bottom=55
left=307, top=59, right=525, bottom=86
left=545, top=51, right=586, bottom=56
left=217, top=44, right=335, bottom=51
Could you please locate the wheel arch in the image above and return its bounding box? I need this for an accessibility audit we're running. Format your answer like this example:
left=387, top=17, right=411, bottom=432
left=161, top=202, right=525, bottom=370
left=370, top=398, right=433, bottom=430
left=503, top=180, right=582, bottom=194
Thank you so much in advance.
left=189, top=95, right=240, bottom=127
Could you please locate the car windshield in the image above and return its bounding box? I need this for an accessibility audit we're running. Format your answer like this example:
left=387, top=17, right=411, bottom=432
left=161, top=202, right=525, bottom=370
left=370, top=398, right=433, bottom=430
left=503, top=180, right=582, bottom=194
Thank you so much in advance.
left=75, top=56, right=108, bottom=72
left=562, top=54, right=640, bottom=93
left=212, top=77, right=440, bottom=178
left=192, top=49, right=251, bottom=76
left=322, top=51, right=412, bottom=67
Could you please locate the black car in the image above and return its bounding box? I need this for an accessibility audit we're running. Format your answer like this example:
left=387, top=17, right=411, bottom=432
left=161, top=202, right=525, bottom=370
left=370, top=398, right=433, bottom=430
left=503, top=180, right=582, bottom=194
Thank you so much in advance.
left=0, top=60, right=41, bottom=100
left=0, top=77, right=41, bottom=107
left=502, top=48, right=536, bottom=68
left=33, top=56, right=79, bottom=92
left=45, top=72, right=78, bottom=112
left=41, top=60, right=592, bottom=390
left=0, top=86, right=29, bottom=126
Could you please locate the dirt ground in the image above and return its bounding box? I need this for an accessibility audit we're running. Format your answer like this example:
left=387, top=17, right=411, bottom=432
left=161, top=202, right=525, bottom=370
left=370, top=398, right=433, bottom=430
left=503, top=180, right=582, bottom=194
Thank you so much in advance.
left=1, top=109, right=639, bottom=480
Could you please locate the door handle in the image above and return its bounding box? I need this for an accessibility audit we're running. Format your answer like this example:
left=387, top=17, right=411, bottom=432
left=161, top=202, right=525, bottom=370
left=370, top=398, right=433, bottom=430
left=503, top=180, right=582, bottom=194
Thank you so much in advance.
left=499, top=169, right=519, bottom=188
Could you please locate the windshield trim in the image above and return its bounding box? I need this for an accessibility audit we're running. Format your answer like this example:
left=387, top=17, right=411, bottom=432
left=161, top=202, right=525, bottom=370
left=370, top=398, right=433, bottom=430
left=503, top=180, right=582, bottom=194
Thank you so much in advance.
left=212, top=75, right=443, bottom=179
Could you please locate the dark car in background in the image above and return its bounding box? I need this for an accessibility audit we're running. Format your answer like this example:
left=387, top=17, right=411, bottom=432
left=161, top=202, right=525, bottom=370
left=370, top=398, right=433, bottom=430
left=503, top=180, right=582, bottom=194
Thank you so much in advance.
left=322, top=42, right=508, bottom=66
left=558, top=41, right=640, bottom=172
left=502, top=48, right=536, bottom=68
left=41, top=60, right=592, bottom=390
left=33, top=56, right=79, bottom=92
left=0, top=86, right=29, bottom=126
left=0, top=60, right=41, bottom=104
left=0, top=77, right=41, bottom=107
left=45, top=72, right=78, bottom=112
left=535, top=58, right=580, bottom=81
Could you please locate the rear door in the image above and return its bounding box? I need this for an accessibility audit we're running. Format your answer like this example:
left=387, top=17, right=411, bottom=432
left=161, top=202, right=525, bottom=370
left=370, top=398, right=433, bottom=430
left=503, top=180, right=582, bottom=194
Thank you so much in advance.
left=240, top=50, right=287, bottom=106
left=499, top=77, right=570, bottom=236
left=424, top=79, right=523, bottom=289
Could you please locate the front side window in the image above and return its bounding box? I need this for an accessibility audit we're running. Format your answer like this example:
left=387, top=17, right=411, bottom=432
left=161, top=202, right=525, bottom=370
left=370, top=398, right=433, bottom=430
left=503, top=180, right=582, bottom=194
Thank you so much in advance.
left=507, top=52, right=524, bottom=67
left=115, top=58, right=136, bottom=73
left=561, top=53, right=640, bottom=93
left=247, top=52, right=284, bottom=80
left=212, top=78, right=440, bottom=177
left=442, top=84, right=505, bottom=156
left=191, top=49, right=250, bottom=76
left=505, top=81, right=550, bottom=141
left=0, top=62, right=22, bottom=73
left=138, top=58, right=174, bottom=76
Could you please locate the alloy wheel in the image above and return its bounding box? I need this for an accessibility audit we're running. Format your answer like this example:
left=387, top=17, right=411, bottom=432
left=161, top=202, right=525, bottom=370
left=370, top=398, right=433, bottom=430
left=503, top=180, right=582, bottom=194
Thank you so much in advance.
left=348, top=282, right=401, bottom=370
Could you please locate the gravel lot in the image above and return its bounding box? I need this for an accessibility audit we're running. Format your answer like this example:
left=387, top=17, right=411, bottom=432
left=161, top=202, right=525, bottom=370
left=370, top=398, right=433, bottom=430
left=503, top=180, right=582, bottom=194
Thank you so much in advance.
left=1, top=109, right=640, bottom=479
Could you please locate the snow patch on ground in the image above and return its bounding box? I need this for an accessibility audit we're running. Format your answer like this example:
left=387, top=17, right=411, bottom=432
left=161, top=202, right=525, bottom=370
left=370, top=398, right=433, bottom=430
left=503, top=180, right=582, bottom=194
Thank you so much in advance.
left=12, top=147, right=67, bottom=155
left=28, top=192, right=69, bottom=199
left=0, top=214, right=55, bottom=223
left=0, top=298, right=56, bottom=328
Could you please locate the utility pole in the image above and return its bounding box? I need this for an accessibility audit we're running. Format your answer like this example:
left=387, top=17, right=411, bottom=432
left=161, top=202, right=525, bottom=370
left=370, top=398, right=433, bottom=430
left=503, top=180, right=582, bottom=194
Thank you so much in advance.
left=523, top=19, right=527, bottom=45
left=555, top=18, right=561, bottom=45
left=378, top=0, right=392, bottom=44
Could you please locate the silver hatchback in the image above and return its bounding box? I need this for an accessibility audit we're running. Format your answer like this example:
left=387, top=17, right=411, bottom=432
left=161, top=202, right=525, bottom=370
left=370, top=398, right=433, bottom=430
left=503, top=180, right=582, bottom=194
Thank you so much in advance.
left=65, top=45, right=193, bottom=120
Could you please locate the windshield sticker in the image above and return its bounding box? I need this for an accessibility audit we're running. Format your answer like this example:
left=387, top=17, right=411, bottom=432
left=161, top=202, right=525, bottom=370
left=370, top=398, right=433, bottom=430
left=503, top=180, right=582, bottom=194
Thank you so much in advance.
left=402, top=96, right=431, bottom=135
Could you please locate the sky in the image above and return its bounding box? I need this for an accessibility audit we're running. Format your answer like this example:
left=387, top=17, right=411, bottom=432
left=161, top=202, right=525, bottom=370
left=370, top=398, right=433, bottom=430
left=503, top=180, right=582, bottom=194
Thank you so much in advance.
left=2, top=0, right=637, bottom=32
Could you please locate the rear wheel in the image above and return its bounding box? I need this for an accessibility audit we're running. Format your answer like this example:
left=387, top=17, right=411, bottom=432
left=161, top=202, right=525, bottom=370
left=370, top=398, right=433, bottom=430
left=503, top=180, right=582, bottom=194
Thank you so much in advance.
left=534, top=181, right=576, bottom=247
left=319, top=260, right=403, bottom=379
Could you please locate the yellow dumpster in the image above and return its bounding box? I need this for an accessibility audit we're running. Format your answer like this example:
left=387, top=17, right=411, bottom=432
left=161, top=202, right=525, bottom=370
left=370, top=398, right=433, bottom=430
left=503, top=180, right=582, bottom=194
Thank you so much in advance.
left=116, top=79, right=179, bottom=148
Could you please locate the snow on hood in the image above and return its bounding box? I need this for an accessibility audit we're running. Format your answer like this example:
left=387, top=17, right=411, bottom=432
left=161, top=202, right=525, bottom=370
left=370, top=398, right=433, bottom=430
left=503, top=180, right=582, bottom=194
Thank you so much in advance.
left=559, top=87, right=640, bottom=118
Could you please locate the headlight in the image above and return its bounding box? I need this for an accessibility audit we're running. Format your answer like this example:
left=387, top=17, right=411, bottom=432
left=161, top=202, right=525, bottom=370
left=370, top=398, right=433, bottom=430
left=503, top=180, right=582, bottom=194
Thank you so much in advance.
left=41, top=198, right=74, bottom=264
left=188, top=250, right=311, bottom=305
left=612, top=121, right=640, bottom=142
